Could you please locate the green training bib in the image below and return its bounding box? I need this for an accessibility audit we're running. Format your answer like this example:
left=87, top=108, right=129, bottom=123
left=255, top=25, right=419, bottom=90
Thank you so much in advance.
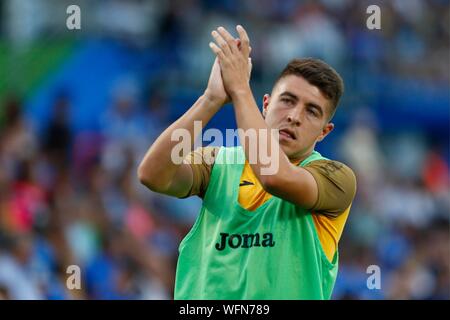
left=174, top=146, right=338, bottom=299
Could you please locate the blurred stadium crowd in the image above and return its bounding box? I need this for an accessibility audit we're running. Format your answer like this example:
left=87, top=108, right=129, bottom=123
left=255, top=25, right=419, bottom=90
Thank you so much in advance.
left=0, top=0, right=449, bottom=299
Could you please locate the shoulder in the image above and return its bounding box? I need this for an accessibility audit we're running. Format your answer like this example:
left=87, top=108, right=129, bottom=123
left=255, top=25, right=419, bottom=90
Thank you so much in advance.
left=305, top=159, right=356, bottom=190
left=180, top=146, right=221, bottom=199
left=303, top=159, right=357, bottom=216
left=184, top=146, right=220, bottom=166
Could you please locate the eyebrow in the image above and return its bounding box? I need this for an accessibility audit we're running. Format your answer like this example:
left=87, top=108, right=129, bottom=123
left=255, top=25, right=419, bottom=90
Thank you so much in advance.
left=279, top=91, right=324, bottom=117
left=279, top=91, right=299, bottom=101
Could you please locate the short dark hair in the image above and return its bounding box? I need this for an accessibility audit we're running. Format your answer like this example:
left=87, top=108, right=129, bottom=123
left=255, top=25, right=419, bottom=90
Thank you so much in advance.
left=275, top=58, right=344, bottom=119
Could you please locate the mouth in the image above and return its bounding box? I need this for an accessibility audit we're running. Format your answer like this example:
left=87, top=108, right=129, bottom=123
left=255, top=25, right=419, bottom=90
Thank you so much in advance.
left=279, top=128, right=297, bottom=141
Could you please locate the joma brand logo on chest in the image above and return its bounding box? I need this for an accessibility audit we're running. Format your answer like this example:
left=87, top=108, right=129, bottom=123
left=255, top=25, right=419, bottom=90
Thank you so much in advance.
left=215, top=232, right=275, bottom=251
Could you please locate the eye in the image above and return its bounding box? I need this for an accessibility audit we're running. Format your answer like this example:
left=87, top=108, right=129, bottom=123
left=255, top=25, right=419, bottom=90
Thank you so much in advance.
left=307, top=108, right=318, bottom=117
left=280, top=98, right=293, bottom=105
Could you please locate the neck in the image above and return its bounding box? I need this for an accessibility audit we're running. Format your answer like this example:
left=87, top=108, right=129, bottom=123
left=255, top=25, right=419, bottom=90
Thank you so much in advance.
left=288, top=148, right=314, bottom=164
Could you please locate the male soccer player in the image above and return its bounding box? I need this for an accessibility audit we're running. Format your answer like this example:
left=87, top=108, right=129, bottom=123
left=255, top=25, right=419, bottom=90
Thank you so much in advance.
left=138, top=25, right=356, bottom=299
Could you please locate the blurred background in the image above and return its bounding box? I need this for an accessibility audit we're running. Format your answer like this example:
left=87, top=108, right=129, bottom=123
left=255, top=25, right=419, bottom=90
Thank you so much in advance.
left=0, top=0, right=449, bottom=300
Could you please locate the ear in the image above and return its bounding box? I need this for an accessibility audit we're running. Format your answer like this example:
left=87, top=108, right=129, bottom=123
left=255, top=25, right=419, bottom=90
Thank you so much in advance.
left=317, top=122, right=334, bottom=142
left=262, top=94, right=270, bottom=118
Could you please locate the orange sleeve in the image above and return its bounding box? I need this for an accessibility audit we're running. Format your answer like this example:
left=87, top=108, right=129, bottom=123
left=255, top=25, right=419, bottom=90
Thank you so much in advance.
left=180, top=146, right=219, bottom=198
left=302, top=160, right=356, bottom=261
left=303, top=160, right=357, bottom=218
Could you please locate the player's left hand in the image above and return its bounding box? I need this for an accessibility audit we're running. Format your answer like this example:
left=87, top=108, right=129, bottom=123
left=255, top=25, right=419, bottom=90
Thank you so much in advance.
left=209, top=25, right=252, bottom=99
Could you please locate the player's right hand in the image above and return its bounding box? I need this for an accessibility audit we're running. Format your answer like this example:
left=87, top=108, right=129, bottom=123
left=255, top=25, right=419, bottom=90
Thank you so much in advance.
left=204, top=56, right=230, bottom=106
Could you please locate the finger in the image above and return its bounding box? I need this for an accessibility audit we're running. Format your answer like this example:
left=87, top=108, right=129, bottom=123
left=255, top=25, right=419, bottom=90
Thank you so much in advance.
left=217, top=26, right=238, bottom=53
left=248, top=58, right=252, bottom=77
left=211, top=30, right=231, bottom=56
left=209, top=42, right=226, bottom=60
left=234, top=39, right=251, bottom=55
left=235, top=39, right=252, bottom=60
left=236, top=25, right=250, bottom=58
left=235, top=39, right=241, bottom=50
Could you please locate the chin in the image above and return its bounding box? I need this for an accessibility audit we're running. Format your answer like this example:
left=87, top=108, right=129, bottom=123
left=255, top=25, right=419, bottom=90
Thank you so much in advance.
left=279, top=144, right=292, bottom=156
left=279, top=142, right=304, bottom=159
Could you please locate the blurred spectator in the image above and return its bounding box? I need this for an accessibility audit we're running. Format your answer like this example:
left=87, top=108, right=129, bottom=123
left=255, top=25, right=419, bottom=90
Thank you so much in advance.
left=0, top=233, right=43, bottom=299
left=42, top=91, right=73, bottom=168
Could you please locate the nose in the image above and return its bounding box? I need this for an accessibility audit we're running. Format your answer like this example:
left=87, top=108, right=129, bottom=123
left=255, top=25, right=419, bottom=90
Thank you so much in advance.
left=287, top=113, right=301, bottom=126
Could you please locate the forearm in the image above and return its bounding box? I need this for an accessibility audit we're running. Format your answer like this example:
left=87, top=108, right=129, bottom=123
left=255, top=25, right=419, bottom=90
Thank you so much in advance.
left=231, top=88, right=292, bottom=185
left=138, top=94, right=221, bottom=191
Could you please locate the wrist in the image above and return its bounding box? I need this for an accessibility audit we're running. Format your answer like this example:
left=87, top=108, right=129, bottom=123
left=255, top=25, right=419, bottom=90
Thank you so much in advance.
left=229, top=84, right=252, bottom=102
left=201, top=92, right=224, bottom=111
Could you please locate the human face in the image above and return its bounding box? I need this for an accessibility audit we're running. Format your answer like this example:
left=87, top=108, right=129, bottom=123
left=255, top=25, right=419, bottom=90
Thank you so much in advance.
left=263, top=75, right=334, bottom=161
